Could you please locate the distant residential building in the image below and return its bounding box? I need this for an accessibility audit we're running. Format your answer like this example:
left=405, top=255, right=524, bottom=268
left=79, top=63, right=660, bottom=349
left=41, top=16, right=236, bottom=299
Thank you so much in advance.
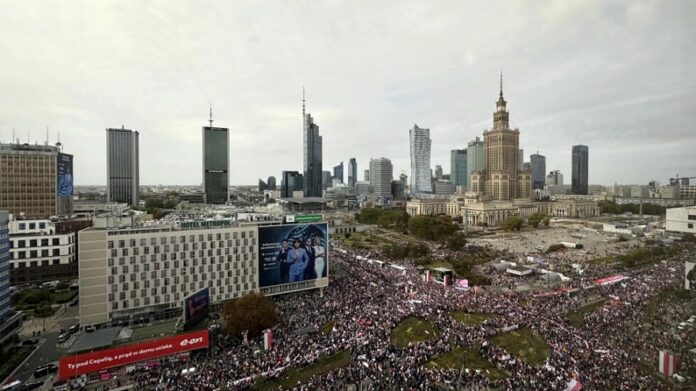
left=8, top=218, right=76, bottom=285
left=0, top=211, right=9, bottom=321
left=409, top=124, right=432, bottom=194
left=530, top=153, right=546, bottom=190
left=661, top=185, right=680, bottom=199
left=281, top=171, right=303, bottom=198
left=391, top=181, right=405, bottom=200
left=666, top=206, right=696, bottom=234
left=355, top=181, right=372, bottom=195
left=1, top=142, right=74, bottom=218
left=370, top=158, right=393, bottom=198
left=347, top=158, right=357, bottom=188
left=364, top=169, right=370, bottom=182
left=267, top=176, right=277, bottom=190
left=333, top=162, right=344, bottom=183
left=107, top=127, right=140, bottom=207
left=202, top=121, right=229, bottom=204
left=466, top=137, right=485, bottom=189
left=546, top=170, right=564, bottom=186
left=450, top=149, right=467, bottom=188
left=303, top=102, right=323, bottom=197
left=681, top=178, right=690, bottom=186
left=631, top=185, right=649, bottom=198
left=433, top=180, right=455, bottom=195
left=572, top=145, right=589, bottom=195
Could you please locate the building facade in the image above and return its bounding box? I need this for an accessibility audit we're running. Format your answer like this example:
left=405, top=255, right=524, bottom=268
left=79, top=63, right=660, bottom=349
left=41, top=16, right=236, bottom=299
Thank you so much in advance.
left=202, top=124, right=229, bottom=204
left=107, top=127, right=140, bottom=207
left=530, top=153, right=546, bottom=190
left=466, top=137, right=485, bottom=190
left=347, top=158, right=357, bottom=188
left=281, top=171, right=303, bottom=198
left=470, top=76, right=531, bottom=201
left=369, top=158, right=393, bottom=199
left=450, top=149, right=467, bottom=188
left=409, top=124, right=432, bottom=194
left=333, top=162, right=344, bottom=183
left=572, top=145, right=589, bottom=195
left=666, top=206, right=696, bottom=234
left=546, top=170, right=564, bottom=186
left=267, top=176, right=277, bottom=191
left=8, top=218, right=76, bottom=285
left=303, top=110, right=323, bottom=197
left=0, top=212, right=9, bottom=321
left=0, top=142, right=67, bottom=218
left=78, top=225, right=259, bottom=326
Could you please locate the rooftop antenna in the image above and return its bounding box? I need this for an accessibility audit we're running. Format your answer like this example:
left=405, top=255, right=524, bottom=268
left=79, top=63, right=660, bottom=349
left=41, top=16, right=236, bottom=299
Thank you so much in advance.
left=12, top=128, right=15, bottom=144
left=302, top=87, right=306, bottom=117
left=209, top=104, right=214, bottom=127
left=46, top=126, right=49, bottom=145
left=499, top=71, right=503, bottom=98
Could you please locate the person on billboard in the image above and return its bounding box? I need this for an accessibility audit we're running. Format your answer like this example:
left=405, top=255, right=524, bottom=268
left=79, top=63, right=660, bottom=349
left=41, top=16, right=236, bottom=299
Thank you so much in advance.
left=314, top=236, right=326, bottom=278
left=59, top=165, right=73, bottom=196
left=277, top=239, right=290, bottom=283
left=287, top=239, right=308, bottom=282
left=303, top=237, right=316, bottom=280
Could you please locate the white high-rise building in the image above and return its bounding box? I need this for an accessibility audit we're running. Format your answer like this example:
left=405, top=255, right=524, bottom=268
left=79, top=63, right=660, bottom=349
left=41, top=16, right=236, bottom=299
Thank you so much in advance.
left=409, top=124, right=432, bottom=194
left=369, top=158, right=393, bottom=199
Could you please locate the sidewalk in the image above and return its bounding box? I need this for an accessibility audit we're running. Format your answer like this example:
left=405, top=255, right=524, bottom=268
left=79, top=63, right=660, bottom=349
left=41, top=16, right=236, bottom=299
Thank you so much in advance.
left=19, top=305, right=66, bottom=338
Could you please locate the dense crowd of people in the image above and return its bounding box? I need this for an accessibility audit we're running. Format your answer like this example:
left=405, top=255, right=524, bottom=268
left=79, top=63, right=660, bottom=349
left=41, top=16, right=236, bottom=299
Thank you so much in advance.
left=124, top=238, right=695, bottom=391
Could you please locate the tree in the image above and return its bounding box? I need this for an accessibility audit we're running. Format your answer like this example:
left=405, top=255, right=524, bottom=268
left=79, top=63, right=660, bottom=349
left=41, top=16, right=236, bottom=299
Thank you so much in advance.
left=527, top=213, right=547, bottom=228
left=502, top=216, right=523, bottom=231
left=681, top=233, right=696, bottom=243
left=223, top=293, right=278, bottom=338
left=446, top=232, right=468, bottom=250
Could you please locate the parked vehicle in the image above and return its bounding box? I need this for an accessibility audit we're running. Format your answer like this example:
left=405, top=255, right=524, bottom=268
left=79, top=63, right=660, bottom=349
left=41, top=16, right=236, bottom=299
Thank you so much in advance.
left=33, top=363, right=57, bottom=378
left=20, top=380, right=43, bottom=390
left=57, top=333, right=69, bottom=343
left=84, top=325, right=96, bottom=333
left=68, top=324, right=79, bottom=334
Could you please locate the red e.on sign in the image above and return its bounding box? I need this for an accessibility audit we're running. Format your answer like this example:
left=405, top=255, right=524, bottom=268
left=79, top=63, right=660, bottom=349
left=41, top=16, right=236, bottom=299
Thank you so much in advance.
left=59, top=330, right=209, bottom=379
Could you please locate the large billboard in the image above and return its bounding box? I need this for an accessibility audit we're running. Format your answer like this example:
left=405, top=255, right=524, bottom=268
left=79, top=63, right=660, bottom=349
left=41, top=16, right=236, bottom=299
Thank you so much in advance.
left=58, top=330, right=209, bottom=379
left=686, top=262, right=696, bottom=290
left=183, top=287, right=210, bottom=330
left=57, top=153, right=74, bottom=197
left=258, top=223, right=328, bottom=288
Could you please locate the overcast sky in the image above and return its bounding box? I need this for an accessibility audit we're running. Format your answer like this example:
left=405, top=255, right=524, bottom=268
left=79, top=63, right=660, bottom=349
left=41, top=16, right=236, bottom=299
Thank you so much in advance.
left=1, top=0, right=694, bottom=186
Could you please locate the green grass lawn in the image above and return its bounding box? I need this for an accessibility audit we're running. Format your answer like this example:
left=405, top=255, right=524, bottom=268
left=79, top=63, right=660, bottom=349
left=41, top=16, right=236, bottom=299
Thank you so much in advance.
left=0, top=346, right=34, bottom=382
left=566, top=299, right=607, bottom=328
left=256, top=349, right=351, bottom=390
left=490, top=328, right=550, bottom=367
left=128, top=318, right=179, bottom=343
left=390, top=317, right=438, bottom=348
left=450, top=312, right=495, bottom=326
left=54, top=289, right=78, bottom=303
left=426, top=344, right=507, bottom=381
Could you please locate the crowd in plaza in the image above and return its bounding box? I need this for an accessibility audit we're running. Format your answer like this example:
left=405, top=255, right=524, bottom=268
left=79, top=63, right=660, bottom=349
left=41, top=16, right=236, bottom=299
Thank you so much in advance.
left=125, top=238, right=695, bottom=391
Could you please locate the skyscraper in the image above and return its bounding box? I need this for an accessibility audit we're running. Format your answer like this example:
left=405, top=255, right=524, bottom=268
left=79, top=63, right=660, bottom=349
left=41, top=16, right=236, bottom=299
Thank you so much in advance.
left=370, top=158, right=393, bottom=198
left=518, top=149, right=525, bottom=170
left=322, top=171, right=332, bottom=190
left=347, top=158, right=357, bottom=188
left=333, top=162, right=344, bottom=183
left=530, top=153, right=546, bottom=190
left=434, top=165, right=443, bottom=180
left=572, top=145, right=589, bottom=195
left=466, top=137, right=485, bottom=188
left=202, top=112, right=229, bottom=204
left=303, top=91, right=323, bottom=197
left=281, top=171, right=303, bottom=198
left=267, top=176, right=277, bottom=190
left=450, top=149, right=468, bottom=188
left=364, top=169, right=370, bottom=182
left=409, top=124, right=432, bottom=194
left=546, top=170, right=564, bottom=185
left=470, top=74, right=531, bottom=200
left=107, top=127, right=139, bottom=206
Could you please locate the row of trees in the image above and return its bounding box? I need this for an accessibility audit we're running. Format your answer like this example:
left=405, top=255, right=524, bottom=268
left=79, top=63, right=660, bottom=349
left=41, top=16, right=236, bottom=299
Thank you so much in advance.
left=383, top=242, right=430, bottom=259
left=502, top=213, right=550, bottom=231
left=356, top=208, right=411, bottom=231
left=598, top=200, right=666, bottom=216
left=617, top=245, right=678, bottom=269
left=356, top=209, right=461, bottom=243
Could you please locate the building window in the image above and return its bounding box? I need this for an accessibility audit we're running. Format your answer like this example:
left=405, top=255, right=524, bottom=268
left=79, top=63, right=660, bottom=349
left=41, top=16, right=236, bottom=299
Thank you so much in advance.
left=689, top=223, right=694, bottom=229
left=688, top=215, right=696, bottom=221
left=19, top=223, right=26, bottom=230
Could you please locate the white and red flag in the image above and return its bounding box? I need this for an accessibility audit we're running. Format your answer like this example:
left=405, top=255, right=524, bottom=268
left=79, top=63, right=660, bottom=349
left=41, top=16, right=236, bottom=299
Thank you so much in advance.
left=263, top=329, right=273, bottom=351
left=659, top=350, right=677, bottom=376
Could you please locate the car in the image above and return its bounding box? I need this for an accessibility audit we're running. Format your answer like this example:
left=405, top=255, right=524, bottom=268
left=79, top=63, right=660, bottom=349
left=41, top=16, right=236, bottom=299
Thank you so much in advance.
left=68, top=324, right=79, bottom=334
left=84, top=325, right=96, bottom=333
left=21, top=338, right=39, bottom=346
left=57, top=333, right=69, bottom=343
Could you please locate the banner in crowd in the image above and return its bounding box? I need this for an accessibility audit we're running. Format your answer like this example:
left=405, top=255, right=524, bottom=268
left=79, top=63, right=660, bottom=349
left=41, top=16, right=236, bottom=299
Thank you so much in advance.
left=424, top=270, right=431, bottom=283
left=686, top=262, right=695, bottom=290
left=659, top=350, right=677, bottom=376
left=258, top=223, right=328, bottom=288
left=454, top=279, right=469, bottom=290
left=594, top=275, right=627, bottom=286
left=564, top=379, right=582, bottom=391
left=58, top=330, right=209, bottom=379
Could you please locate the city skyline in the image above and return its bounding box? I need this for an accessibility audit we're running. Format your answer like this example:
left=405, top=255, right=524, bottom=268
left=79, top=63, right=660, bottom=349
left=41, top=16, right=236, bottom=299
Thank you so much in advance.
left=0, top=1, right=694, bottom=186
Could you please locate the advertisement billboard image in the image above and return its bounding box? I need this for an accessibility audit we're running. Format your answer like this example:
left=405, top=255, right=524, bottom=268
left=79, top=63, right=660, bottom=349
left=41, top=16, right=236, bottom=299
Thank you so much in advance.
left=58, top=330, right=209, bottom=379
left=686, top=262, right=696, bottom=290
left=183, top=287, right=210, bottom=330
left=258, top=223, right=328, bottom=288
left=57, top=153, right=74, bottom=197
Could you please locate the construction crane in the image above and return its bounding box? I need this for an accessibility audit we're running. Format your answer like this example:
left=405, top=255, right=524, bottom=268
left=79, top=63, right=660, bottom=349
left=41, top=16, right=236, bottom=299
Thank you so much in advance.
left=669, top=174, right=696, bottom=186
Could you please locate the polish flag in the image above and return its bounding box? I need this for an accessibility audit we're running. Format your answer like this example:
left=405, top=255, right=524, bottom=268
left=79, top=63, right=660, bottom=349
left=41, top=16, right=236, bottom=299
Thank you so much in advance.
left=263, top=329, right=273, bottom=351
left=659, top=351, right=677, bottom=376
left=564, top=379, right=581, bottom=391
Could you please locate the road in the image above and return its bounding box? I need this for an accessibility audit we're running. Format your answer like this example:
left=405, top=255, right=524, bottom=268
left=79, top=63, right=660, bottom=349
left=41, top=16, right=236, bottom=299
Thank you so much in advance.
left=13, top=304, right=80, bottom=387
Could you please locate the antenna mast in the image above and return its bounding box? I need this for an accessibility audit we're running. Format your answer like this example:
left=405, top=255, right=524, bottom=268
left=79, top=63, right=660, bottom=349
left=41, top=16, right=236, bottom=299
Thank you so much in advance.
left=209, top=104, right=214, bottom=127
